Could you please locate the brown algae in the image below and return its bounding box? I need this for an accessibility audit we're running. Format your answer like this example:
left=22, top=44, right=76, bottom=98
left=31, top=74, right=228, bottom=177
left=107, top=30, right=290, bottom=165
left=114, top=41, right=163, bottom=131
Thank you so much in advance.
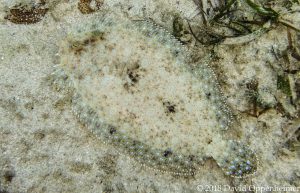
left=78, top=0, right=103, bottom=14
left=5, top=2, right=48, bottom=24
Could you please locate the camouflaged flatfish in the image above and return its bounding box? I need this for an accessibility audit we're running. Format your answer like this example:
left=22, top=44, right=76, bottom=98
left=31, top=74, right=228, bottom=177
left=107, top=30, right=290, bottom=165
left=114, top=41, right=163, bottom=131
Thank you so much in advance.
left=53, top=11, right=257, bottom=177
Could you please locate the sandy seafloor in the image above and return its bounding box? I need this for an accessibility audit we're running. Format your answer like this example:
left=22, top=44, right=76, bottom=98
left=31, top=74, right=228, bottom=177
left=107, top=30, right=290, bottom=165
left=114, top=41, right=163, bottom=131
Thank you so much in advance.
left=0, top=0, right=300, bottom=193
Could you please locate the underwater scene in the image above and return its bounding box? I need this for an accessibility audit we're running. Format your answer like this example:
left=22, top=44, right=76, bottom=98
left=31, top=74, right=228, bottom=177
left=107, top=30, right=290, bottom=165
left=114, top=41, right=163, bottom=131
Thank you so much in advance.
left=0, top=0, right=299, bottom=192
